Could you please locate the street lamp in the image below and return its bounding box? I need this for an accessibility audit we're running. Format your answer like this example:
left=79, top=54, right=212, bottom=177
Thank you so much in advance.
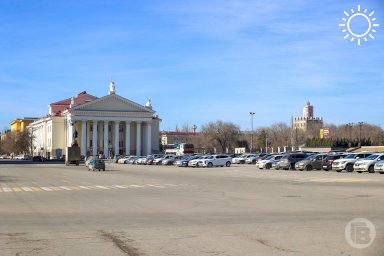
left=357, top=122, right=364, bottom=146
left=347, top=123, right=354, bottom=145
left=249, top=112, right=255, bottom=153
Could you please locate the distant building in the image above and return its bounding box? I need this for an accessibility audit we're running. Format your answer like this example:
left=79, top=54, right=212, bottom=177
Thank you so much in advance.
left=10, top=117, right=38, bottom=133
left=28, top=82, right=161, bottom=159
left=160, top=131, right=198, bottom=145
left=292, top=101, right=323, bottom=132
left=0, top=129, right=10, bottom=141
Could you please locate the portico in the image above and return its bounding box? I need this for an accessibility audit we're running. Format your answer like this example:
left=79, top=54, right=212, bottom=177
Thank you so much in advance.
left=63, top=82, right=160, bottom=157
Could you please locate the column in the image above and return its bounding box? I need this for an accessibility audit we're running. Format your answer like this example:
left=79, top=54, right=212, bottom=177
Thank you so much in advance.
left=103, top=121, right=109, bottom=156
left=136, top=121, right=142, bottom=156
left=81, top=120, right=87, bottom=156
left=114, top=121, right=120, bottom=156
left=98, top=122, right=103, bottom=153
left=68, top=120, right=73, bottom=147
left=125, top=121, right=131, bottom=155
left=146, top=121, right=152, bottom=155
left=92, top=121, right=98, bottom=156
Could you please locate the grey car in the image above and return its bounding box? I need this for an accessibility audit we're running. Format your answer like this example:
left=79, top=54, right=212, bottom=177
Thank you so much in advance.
left=279, top=153, right=309, bottom=170
left=295, top=154, right=328, bottom=171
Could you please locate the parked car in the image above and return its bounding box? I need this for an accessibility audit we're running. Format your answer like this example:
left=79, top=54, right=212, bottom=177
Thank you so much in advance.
left=88, top=159, right=106, bottom=171
left=322, top=154, right=346, bottom=171
left=295, top=154, right=328, bottom=171
left=127, top=156, right=140, bottom=164
left=258, top=155, right=283, bottom=169
left=232, top=154, right=253, bottom=164
left=112, top=155, right=122, bottom=163
left=188, top=155, right=211, bottom=167
left=354, top=153, right=384, bottom=173
left=15, top=154, right=31, bottom=160
left=32, top=156, right=47, bottom=162
left=332, top=152, right=374, bottom=172
left=245, top=154, right=266, bottom=164
left=198, top=154, right=232, bottom=167
left=175, top=156, right=195, bottom=167
left=279, top=153, right=309, bottom=170
left=136, top=156, right=148, bottom=165
left=374, top=160, right=384, bottom=174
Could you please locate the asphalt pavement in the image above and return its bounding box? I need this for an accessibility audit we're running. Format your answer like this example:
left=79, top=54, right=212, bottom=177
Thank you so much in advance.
left=0, top=162, right=383, bottom=256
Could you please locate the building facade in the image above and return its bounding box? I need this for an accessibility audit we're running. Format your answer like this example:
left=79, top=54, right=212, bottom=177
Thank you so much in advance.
left=292, top=101, right=323, bottom=132
left=28, top=82, right=160, bottom=158
left=10, top=118, right=38, bottom=133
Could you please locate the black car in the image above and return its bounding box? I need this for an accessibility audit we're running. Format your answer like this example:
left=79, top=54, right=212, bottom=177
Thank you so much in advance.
left=322, top=154, right=346, bottom=171
left=32, top=156, right=47, bottom=162
left=279, top=153, right=309, bottom=170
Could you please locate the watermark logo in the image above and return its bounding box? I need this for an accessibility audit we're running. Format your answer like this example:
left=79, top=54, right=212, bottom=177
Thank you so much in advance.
left=345, top=218, right=376, bottom=249
left=339, top=4, right=379, bottom=46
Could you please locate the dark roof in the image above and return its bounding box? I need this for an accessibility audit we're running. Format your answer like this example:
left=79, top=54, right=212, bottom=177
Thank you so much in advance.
left=50, top=91, right=98, bottom=115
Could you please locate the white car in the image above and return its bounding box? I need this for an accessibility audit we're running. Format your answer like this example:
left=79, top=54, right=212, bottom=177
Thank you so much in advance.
left=198, top=154, right=232, bottom=168
left=354, top=153, right=384, bottom=173
left=136, top=156, right=148, bottom=165
left=154, top=155, right=174, bottom=165
left=331, top=152, right=374, bottom=172
left=232, top=154, right=253, bottom=164
left=188, top=155, right=211, bottom=167
left=374, top=160, right=384, bottom=174
left=245, top=154, right=262, bottom=164
left=258, top=155, right=283, bottom=169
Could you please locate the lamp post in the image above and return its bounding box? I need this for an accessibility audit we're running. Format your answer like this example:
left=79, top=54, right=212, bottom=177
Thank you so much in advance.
left=347, top=123, right=354, bottom=145
left=249, top=112, right=255, bottom=153
left=358, top=122, right=364, bottom=146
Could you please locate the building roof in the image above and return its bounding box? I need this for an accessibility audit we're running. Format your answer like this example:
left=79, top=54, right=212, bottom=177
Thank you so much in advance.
left=50, top=91, right=98, bottom=115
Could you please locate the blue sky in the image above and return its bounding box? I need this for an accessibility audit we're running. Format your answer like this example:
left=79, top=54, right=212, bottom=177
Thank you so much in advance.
left=0, top=0, right=383, bottom=131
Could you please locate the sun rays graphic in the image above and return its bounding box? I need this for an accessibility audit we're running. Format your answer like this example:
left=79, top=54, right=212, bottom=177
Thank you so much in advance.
left=339, top=4, right=379, bottom=46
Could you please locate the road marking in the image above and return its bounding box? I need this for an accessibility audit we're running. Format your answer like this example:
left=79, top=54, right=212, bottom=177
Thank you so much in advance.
left=79, top=186, right=92, bottom=190
left=129, top=185, right=145, bottom=188
left=113, top=185, right=128, bottom=189
left=147, top=184, right=165, bottom=188
left=95, top=185, right=109, bottom=189
left=59, top=186, right=72, bottom=191
left=0, top=183, right=187, bottom=194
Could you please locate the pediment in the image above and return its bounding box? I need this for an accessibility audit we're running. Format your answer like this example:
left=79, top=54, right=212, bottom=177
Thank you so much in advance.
left=70, top=94, right=154, bottom=113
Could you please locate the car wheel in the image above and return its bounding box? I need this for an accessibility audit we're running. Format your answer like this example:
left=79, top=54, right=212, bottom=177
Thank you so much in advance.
left=368, top=166, right=374, bottom=173
left=357, top=171, right=362, bottom=173
left=103, top=169, right=105, bottom=171
left=226, top=161, right=231, bottom=167
left=266, top=164, right=271, bottom=170
left=196, top=163, right=199, bottom=168
left=380, top=172, right=384, bottom=174
left=208, top=162, right=213, bottom=168
left=346, top=164, right=353, bottom=172
left=306, top=165, right=312, bottom=171
left=289, top=163, right=295, bottom=170
left=252, top=160, right=256, bottom=164
left=336, top=170, right=342, bottom=172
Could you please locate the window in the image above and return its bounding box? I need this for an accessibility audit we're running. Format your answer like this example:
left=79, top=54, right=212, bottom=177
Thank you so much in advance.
left=90, top=140, right=93, bottom=147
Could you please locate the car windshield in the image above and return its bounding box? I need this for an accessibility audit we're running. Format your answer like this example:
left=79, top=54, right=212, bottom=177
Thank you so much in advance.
left=365, top=154, right=380, bottom=160
left=344, top=154, right=357, bottom=159
left=305, top=155, right=315, bottom=160
left=265, top=156, right=273, bottom=160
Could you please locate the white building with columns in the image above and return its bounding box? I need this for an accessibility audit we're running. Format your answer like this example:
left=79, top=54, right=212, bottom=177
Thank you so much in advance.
left=28, top=82, right=160, bottom=158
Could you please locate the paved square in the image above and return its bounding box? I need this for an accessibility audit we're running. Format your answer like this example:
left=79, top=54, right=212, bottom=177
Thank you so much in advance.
left=0, top=163, right=383, bottom=255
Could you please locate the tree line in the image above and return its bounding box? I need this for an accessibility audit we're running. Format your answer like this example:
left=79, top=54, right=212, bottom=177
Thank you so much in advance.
left=0, top=131, right=32, bottom=156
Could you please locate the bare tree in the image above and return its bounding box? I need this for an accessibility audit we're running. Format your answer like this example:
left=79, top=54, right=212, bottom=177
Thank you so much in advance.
left=200, top=121, right=240, bottom=153
left=1, top=131, right=32, bottom=155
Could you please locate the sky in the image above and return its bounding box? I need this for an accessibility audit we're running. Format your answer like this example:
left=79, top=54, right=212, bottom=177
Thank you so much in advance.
left=0, top=0, right=383, bottom=132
